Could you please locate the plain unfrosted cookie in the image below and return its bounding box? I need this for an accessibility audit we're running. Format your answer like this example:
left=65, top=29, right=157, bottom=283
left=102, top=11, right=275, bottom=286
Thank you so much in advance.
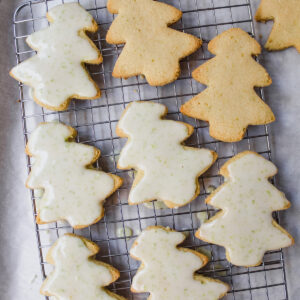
left=130, top=226, right=229, bottom=300
left=41, top=234, right=125, bottom=299
left=197, top=151, right=294, bottom=267
left=180, top=28, right=274, bottom=142
left=255, top=0, right=300, bottom=52
left=26, top=122, right=122, bottom=228
left=10, top=3, right=102, bottom=111
left=116, top=101, right=216, bottom=208
left=106, top=0, right=202, bottom=86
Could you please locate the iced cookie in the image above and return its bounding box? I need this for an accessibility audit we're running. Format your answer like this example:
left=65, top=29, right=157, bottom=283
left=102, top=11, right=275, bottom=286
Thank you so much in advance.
left=26, top=122, right=122, bottom=228
left=106, top=0, right=201, bottom=86
left=41, top=234, right=125, bottom=299
left=130, top=226, right=229, bottom=300
left=116, top=101, right=216, bottom=208
left=255, top=0, right=300, bottom=52
left=180, top=28, right=274, bottom=142
left=10, top=3, right=102, bottom=111
left=197, top=151, right=294, bottom=267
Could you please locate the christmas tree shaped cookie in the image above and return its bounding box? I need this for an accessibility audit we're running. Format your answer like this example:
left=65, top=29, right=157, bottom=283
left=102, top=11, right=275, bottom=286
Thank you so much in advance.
left=130, top=226, right=229, bottom=300
left=180, top=28, right=275, bottom=142
left=106, top=0, right=202, bottom=86
left=255, top=0, right=300, bottom=52
left=26, top=122, right=122, bottom=228
left=116, top=101, right=216, bottom=208
left=197, top=151, right=294, bottom=267
left=41, top=234, right=125, bottom=299
left=10, top=3, right=102, bottom=111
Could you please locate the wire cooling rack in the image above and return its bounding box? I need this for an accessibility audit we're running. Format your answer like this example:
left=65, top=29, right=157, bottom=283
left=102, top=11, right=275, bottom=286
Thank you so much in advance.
left=12, top=0, right=290, bottom=299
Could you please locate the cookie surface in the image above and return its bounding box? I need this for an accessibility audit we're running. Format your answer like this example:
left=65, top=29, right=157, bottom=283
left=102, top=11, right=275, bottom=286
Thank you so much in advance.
left=41, top=234, right=125, bottom=299
left=130, top=226, right=229, bottom=300
left=116, top=101, right=216, bottom=208
left=197, top=151, right=294, bottom=267
left=180, top=28, right=274, bottom=142
left=255, top=0, right=300, bottom=52
left=10, top=3, right=102, bottom=111
left=26, top=122, right=122, bottom=228
left=106, top=0, right=201, bottom=86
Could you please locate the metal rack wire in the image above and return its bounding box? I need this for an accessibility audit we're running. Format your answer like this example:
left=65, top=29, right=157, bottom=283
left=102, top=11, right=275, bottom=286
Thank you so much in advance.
left=12, top=0, right=289, bottom=299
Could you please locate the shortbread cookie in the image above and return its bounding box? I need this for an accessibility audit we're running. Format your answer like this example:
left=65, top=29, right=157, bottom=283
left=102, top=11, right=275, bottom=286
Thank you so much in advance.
left=197, top=151, right=294, bottom=267
left=106, top=0, right=201, bottom=86
left=41, top=234, right=125, bottom=299
left=255, top=0, right=300, bottom=52
left=180, top=28, right=274, bottom=142
left=130, top=226, right=229, bottom=300
left=10, top=3, right=102, bottom=111
left=116, top=101, right=216, bottom=208
left=26, top=122, right=122, bottom=228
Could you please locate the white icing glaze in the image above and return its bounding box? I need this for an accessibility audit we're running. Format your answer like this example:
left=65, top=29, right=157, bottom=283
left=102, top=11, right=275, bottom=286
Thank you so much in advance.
left=198, top=151, right=293, bottom=266
left=130, top=227, right=228, bottom=300
left=26, top=122, right=116, bottom=228
left=117, top=101, right=215, bottom=207
left=41, top=234, right=118, bottom=299
left=10, top=3, right=100, bottom=110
